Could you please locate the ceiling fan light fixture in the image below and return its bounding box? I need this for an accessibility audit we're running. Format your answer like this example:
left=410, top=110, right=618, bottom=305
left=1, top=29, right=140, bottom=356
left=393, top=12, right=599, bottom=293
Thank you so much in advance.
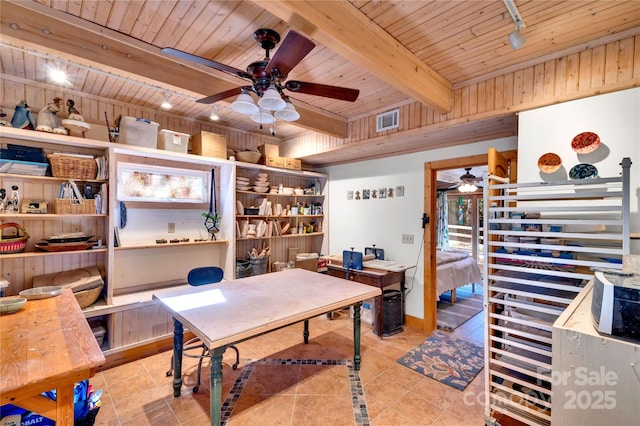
left=250, top=110, right=275, bottom=124
left=258, top=84, right=286, bottom=111
left=274, top=98, right=300, bottom=122
left=458, top=182, right=478, bottom=193
left=231, top=92, right=259, bottom=115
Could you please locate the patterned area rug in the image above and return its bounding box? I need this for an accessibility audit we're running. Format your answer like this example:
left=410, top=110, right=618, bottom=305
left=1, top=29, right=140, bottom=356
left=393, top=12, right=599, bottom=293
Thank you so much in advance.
left=396, top=331, right=484, bottom=390
left=437, top=283, right=483, bottom=331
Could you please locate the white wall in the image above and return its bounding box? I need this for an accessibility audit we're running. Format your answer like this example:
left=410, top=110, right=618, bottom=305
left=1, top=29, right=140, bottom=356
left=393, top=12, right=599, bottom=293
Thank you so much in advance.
left=322, top=137, right=517, bottom=319
left=518, top=88, right=640, bottom=253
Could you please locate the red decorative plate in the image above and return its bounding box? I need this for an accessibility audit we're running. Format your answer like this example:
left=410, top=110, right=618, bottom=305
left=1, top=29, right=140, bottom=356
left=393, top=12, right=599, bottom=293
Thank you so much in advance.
left=537, top=152, right=562, bottom=173
left=571, top=132, right=600, bottom=154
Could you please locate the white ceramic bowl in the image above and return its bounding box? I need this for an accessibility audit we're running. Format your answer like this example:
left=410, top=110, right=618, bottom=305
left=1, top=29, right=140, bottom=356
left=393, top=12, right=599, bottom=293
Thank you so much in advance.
left=253, top=186, right=269, bottom=193
left=0, top=298, right=27, bottom=315
left=253, top=181, right=269, bottom=187
left=257, top=173, right=268, bottom=178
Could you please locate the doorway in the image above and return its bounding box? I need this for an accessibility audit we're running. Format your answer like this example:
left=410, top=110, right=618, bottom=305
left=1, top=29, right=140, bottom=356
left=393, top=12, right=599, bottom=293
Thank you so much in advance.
left=420, top=150, right=517, bottom=333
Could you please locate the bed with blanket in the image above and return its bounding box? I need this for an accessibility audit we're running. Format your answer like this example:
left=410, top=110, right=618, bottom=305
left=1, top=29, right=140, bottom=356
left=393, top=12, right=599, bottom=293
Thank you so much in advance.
left=437, top=249, right=482, bottom=302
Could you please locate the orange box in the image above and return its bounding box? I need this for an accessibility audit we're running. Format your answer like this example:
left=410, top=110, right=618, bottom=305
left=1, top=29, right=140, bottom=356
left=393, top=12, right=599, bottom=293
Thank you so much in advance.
left=258, top=143, right=280, bottom=157
left=189, top=131, right=227, bottom=159
left=284, top=157, right=302, bottom=170
left=263, top=155, right=285, bottom=168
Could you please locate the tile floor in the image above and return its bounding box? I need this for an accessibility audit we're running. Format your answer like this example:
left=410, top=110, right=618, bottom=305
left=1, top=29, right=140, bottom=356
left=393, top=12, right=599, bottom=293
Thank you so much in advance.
left=90, top=309, right=517, bottom=425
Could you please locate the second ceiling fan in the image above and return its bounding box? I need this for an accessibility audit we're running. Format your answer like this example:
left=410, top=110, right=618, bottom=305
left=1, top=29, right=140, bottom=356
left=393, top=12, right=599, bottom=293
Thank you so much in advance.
left=162, top=28, right=360, bottom=122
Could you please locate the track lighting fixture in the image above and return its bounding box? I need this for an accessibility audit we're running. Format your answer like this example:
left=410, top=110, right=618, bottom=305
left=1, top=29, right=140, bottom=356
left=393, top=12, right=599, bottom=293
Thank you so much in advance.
left=161, top=92, right=172, bottom=109
left=209, top=104, right=219, bottom=121
left=503, top=0, right=526, bottom=49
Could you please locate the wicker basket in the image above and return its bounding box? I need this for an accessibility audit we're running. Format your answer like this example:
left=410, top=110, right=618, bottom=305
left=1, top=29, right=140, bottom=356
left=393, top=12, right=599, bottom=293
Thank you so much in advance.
left=0, top=223, right=29, bottom=254
left=54, top=198, right=97, bottom=214
left=48, top=154, right=97, bottom=180
left=74, top=284, right=104, bottom=309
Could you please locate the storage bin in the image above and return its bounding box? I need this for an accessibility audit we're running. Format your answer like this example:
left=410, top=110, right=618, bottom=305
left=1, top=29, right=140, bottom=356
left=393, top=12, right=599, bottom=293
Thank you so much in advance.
left=48, top=154, right=97, bottom=179
left=157, top=129, right=189, bottom=154
left=249, top=256, right=269, bottom=275
left=54, top=198, right=96, bottom=214
left=118, top=116, right=158, bottom=148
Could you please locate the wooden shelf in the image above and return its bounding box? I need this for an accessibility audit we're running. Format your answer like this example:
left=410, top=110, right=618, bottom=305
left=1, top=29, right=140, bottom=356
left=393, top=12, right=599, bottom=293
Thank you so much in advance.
left=0, top=172, right=107, bottom=183
left=236, top=189, right=323, bottom=197
left=1, top=213, right=107, bottom=219
left=0, top=247, right=107, bottom=259
left=236, top=232, right=324, bottom=241
left=236, top=214, right=324, bottom=219
left=115, top=239, right=228, bottom=250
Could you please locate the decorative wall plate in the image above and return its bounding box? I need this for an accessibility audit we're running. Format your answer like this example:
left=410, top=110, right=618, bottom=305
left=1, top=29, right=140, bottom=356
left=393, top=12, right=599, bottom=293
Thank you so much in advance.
left=569, top=163, right=598, bottom=179
left=537, top=152, right=562, bottom=173
left=571, top=132, right=601, bottom=154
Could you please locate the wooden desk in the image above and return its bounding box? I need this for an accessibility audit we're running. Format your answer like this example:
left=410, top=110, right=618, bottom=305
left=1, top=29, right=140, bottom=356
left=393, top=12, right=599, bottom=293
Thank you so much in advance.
left=153, top=268, right=381, bottom=426
left=326, top=264, right=407, bottom=338
left=0, top=289, right=105, bottom=425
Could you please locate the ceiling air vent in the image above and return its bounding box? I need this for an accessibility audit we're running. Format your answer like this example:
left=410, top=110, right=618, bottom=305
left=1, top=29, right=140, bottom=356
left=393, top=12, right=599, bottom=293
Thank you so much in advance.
left=376, top=108, right=400, bottom=132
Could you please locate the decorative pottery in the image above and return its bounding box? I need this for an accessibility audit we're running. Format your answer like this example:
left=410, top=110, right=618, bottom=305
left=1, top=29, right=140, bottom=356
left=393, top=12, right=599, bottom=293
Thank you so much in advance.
left=571, top=132, right=601, bottom=154
left=0, top=298, right=27, bottom=315
left=569, top=163, right=598, bottom=179
left=537, top=152, right=562, bottom=173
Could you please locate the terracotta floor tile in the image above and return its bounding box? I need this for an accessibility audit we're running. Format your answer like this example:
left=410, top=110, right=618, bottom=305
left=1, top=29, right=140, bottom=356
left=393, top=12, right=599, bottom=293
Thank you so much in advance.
left=363, top=374, right=410, bottom=405
left=226, top=394, right=295, bottom=425
left=370, top=407, right=419, bottom=426
left=291, top=394, right=356, bottom=426
left=92, top=311, right=490, bottom=426
left=120, top=404, right=180, bottom=425
left=296, top=364, right=351, bottom=395
left=409, top=377, right=461, bottom=410
left=241, top=363, right=301, bottom=395
left=388, top=391, right=443, bottom=425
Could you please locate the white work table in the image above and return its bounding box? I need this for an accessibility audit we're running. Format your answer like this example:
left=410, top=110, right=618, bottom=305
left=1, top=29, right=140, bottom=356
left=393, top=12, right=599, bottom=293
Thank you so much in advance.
left=153, top=268, right=381, bottom=426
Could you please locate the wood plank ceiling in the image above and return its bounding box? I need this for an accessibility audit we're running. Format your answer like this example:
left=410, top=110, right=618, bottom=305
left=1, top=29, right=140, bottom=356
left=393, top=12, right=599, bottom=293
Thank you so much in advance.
left=2, top=0, right=640, bottom=166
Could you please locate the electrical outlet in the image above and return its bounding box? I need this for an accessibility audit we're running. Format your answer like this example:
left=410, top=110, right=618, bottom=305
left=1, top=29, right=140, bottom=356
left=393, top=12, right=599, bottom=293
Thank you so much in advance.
left=168, top=222, right=175, bottom=233
left=401, top=234, right=414, bottom=244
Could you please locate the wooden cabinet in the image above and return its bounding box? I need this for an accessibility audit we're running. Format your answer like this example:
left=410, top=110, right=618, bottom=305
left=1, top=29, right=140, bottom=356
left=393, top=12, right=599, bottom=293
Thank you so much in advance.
left=0, top=127, right=236, bottom=355
left=234, top=164, right=328, bottom=276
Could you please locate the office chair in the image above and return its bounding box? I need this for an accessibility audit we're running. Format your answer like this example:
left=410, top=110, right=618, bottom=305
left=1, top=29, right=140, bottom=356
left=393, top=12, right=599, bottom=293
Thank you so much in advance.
left=166, top=266, right=240, bottom=393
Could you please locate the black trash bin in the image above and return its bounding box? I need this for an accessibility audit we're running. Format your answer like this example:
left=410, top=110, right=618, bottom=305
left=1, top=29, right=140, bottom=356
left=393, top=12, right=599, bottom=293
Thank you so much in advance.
left=373, top=289, right=404, bottom=337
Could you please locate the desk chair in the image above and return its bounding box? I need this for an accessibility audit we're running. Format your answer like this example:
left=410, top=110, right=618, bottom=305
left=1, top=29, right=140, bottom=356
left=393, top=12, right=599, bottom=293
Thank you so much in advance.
left=166, top=266, right=240, bottom=393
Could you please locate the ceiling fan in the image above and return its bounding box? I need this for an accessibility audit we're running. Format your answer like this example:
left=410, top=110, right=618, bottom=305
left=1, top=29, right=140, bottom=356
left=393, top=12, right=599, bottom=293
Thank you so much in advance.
left=439, top=167, right=483, bottom=192
left=161, top=28, right=360, bottom=123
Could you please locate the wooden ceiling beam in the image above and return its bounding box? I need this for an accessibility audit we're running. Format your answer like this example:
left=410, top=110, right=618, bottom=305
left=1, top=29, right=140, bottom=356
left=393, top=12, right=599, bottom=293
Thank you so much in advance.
left=0, top=0, right=348, bottom=139
left=255, top=0, right=453, bottom=114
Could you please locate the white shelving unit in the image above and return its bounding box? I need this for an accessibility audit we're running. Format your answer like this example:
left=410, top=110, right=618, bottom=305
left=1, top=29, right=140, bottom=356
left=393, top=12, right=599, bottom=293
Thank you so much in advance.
left=234, top=163, right=328, bottom=276
left=482, top=158, right=631, bottom=426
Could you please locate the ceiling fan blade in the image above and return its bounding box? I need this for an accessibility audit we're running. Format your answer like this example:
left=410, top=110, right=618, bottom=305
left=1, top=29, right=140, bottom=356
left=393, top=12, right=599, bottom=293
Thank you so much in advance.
left=267, top=31, right=315, bottom=79
left=196, top=87, right=245, bottom=104
left=284, top=81, right=360, bottom=102
left=162, top=47, right=246, bottom=77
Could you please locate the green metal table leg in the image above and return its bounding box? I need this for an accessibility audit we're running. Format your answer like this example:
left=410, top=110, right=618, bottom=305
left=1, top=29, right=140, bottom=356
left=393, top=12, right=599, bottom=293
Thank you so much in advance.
left=209, top=346, right=225, bottom=426
left=172, top=318, right=184, bottom=397
left=353, top=302, right=362, bottom=371
left=303, top=319, right=309, bottom=344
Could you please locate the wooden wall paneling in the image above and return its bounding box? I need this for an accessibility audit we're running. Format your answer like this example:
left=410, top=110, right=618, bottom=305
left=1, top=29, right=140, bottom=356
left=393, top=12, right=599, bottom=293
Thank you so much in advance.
left=461, top=86, right=471, bottom=117
left=543, top=59, right=556, bottom=98
left=503, top=73, right=515, bottom=108
left=604, top=40, right=620, bottom=85
left=634, top=35, right=640, bottom=78
left=151, top=302, right=172, bottom=338
left=521, top=66, right=535, bottom=104
left=618, top=37, right=634, bottom=82
left=121, top=307, right=141, bottom=346
left=565, top=52, right=580, bottom=95
left=111, top=311, right=124, bottom=348
left=577, top=50, right=593, bottom=92
left=493, top=75, right=504, bottom=111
